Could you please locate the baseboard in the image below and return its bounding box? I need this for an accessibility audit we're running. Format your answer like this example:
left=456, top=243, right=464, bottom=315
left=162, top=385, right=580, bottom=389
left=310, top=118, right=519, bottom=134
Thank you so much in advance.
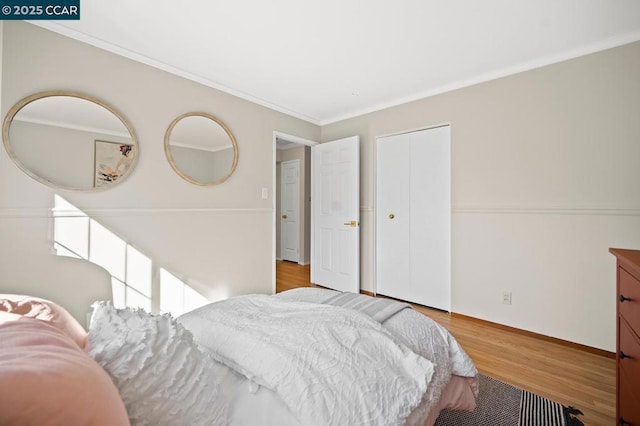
left=450, top=312, right=615, bottom=359
left=358, top=288, right=614, bottom=359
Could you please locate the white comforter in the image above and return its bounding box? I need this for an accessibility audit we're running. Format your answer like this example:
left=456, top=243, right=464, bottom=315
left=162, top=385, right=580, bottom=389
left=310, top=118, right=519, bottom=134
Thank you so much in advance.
left=178, top=289, right=477, bottom=426
left=276, top=288, right=477, bottom=423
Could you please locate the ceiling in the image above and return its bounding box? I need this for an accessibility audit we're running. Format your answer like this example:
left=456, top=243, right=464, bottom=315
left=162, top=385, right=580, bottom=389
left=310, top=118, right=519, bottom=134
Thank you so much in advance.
left=33, top=0, right=640, bottom=125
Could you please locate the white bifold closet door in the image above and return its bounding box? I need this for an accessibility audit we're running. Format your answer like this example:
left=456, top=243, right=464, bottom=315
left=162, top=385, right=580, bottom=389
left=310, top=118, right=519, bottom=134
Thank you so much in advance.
left=376, top=125, right=451, bottom=311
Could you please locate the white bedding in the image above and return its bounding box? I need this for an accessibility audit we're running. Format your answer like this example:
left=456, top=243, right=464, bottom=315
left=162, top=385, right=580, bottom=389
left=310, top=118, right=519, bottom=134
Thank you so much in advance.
left=178, top=288, right=478, bottom=426
left=180, top=295, right=434, bottom=425
left=276, top=288, right=477, bottom=423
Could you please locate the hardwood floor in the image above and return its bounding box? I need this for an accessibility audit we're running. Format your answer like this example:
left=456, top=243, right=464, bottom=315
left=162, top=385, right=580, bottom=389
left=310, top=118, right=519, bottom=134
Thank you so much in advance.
left=275, top=260, right=616, bottom=426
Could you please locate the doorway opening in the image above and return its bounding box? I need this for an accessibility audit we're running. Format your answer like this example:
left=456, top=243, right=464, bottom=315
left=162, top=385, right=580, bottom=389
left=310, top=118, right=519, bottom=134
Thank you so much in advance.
left=272, top=131, right=317, bottom=293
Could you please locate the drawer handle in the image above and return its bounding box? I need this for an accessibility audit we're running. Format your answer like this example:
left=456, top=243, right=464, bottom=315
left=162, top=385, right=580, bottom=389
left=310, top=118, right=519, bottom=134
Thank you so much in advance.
left=619, top=294, right=631, bottom=303
left=619, top=417, right=630, bottom=425
left=619, top=351, right=630, bottom=360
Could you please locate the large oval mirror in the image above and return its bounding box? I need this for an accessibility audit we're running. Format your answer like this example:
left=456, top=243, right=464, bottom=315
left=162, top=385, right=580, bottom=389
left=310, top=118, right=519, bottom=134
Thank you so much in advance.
left=2, top=91, right=138, bottom=191
left=164, top=112, right=238, bottom=186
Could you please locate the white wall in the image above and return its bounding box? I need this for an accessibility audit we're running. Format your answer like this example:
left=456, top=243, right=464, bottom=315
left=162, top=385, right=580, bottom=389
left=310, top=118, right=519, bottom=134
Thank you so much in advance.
left=321, top=41, right=640, bottom=351
left=0, top=22, right=320, bottom=301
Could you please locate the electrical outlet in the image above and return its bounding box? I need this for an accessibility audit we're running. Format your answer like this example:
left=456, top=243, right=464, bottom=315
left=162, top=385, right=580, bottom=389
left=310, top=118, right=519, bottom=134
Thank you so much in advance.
left=502, top=291, right=512, bottom=305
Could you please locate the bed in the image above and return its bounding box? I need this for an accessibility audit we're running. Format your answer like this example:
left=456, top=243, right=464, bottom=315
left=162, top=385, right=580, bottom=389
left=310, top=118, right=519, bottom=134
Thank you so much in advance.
left=0, top=256, right=478, bottom=426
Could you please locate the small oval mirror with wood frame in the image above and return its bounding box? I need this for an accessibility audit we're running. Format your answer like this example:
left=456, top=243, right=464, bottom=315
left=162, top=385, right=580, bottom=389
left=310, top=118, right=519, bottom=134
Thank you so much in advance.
left=2, top=91, right=138, bottom=191
left=164, top=112, right=238, bottom=186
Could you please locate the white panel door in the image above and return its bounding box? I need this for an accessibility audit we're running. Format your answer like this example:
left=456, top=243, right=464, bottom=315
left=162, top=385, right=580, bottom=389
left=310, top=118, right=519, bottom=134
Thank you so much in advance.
left=376, top=133, right=411, bottom=294
left=281, top=160, right=300, bottom=262
left=376, top=126, right=451, bottom=311
left=311, top=136, right=360, bottom=293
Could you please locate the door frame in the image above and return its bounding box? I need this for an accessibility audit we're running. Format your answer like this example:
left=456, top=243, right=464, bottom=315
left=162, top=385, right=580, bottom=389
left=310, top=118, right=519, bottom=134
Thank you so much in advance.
left=272, top=131, right=318, bottom=293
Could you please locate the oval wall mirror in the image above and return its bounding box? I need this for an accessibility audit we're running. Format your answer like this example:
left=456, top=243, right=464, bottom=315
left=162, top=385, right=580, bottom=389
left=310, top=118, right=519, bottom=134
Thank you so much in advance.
left=164, top=112, right=238, bottom=186
left=2, top=91, right=138, bottom=191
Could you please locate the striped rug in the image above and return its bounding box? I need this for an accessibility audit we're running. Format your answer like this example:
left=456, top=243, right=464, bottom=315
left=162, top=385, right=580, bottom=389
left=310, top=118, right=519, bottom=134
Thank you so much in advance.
left=435, top=374, right=584, bottom=426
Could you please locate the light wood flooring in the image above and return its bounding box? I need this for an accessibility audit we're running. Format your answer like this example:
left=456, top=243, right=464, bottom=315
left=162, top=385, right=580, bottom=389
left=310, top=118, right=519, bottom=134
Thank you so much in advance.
left=276, top=260, right=616, bottom=426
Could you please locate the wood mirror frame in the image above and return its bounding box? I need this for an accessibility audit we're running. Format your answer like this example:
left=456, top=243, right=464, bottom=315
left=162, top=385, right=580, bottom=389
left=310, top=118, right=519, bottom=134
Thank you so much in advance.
left=2, top=91, right=138, bottom=191
left=164, top=112, right=238, bottom=186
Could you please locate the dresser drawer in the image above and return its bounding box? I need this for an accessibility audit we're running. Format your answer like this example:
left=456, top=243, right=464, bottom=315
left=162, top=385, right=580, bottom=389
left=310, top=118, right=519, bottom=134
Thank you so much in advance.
left=620, top=317, right=640, bottom=397
left=619, top=372, right=640, bottom=426
left=620, top=267, right=640, bottom=332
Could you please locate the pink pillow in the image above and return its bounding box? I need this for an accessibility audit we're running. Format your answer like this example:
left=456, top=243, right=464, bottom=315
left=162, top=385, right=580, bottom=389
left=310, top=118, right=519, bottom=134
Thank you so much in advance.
left=0, top=295, right=88, bottom=348
left=0, top=317, right=130, bottom=425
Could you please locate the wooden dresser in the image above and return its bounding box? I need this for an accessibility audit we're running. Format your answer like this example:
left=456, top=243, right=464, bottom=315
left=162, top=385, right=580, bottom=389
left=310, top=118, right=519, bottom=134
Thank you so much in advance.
left=610, top=248, right=640, bottom=425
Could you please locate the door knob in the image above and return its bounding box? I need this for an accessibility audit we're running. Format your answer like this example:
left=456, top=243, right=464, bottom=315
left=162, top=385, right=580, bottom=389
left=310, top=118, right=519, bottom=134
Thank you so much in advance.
left=343, top=220, right=359, bottom=227
left=389, top=213, right=395, bottom=219
left=282, top=214, right=288, bottom=219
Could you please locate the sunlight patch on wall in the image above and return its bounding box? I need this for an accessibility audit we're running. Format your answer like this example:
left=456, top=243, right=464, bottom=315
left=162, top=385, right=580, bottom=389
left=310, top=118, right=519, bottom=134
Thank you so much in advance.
left=53, top=196, right=89, bottom=257
left=89, top=220, right=126, bottom=281
left=52, top=194, right=203, bottom=314
left=159, top=268, right=209, bottom=317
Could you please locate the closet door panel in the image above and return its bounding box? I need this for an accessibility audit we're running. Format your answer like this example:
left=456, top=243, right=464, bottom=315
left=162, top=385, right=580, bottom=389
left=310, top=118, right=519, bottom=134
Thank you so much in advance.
left=376, top=134, right=411, bottom=297
left=376, top=126, right=451, bottom=312
left=409, top=127, right=450, bottom=311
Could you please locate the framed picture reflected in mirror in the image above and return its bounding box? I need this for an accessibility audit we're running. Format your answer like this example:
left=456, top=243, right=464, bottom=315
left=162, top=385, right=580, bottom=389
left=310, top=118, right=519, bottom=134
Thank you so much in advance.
left=94, top=140, right=134, bottom=187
